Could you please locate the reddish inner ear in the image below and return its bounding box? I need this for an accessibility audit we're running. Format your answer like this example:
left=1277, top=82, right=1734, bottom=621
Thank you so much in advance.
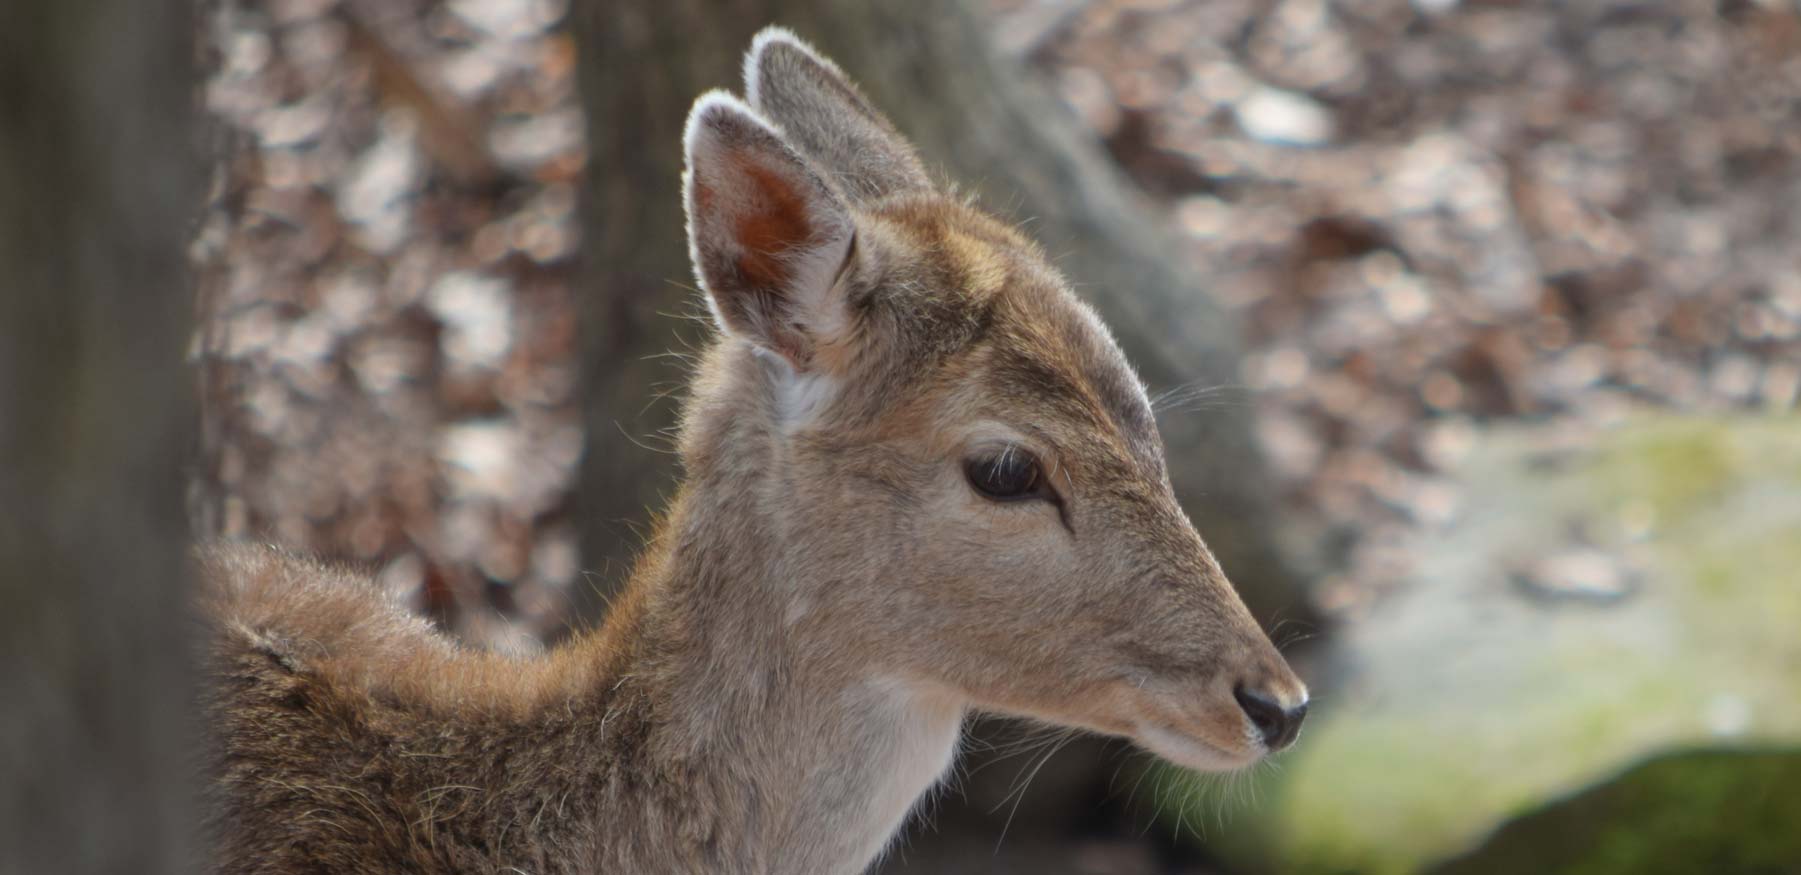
left=732, top=158, right=814, bottom=290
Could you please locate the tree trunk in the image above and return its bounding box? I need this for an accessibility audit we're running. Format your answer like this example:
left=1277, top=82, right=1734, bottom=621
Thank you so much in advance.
left=0, top=2, right=199, bottom=871
left=575, top=0, right=1310, bottom=623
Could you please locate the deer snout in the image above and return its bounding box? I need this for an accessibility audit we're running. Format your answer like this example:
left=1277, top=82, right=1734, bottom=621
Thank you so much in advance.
left=1232, top=682, right=1308, bottom=751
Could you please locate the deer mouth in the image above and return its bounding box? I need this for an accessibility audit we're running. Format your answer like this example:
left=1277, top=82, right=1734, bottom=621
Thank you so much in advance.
left=1131, top=719, right=1262, bottom=772
left=1115, top=671, right=1266, bottom=772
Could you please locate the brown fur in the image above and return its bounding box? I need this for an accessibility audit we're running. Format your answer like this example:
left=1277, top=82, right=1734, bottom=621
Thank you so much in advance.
left=198, top=27, right=1306, bottom=874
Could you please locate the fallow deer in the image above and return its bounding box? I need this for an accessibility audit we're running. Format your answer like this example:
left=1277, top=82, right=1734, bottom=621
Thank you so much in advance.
left=199, top=27, right=1308, bottom=874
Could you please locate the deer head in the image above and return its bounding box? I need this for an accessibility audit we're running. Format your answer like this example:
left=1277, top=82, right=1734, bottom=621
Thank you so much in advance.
left=677, top=28, right=1307, bottom=771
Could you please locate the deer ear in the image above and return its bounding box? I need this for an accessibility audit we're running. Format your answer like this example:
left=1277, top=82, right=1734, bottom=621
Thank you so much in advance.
left=683, top=92, right=855, bottom=372
left=744, top=27, right=933, bottom=203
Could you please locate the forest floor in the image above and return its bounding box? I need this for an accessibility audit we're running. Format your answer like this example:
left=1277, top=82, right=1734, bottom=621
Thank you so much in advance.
left=195, top=0, right=585, bottom=646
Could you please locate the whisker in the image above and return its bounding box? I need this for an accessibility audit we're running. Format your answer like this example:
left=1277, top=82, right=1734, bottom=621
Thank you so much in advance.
left=991, top=728, right=1076, bottom=854
left=1149, top=382, right=1253, bottom=418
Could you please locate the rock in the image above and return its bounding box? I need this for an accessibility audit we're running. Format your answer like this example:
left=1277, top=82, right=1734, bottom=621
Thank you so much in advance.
left=1510, top=545, right=1639, bottom=603
left=1177, top=415, right=1801, bottom=873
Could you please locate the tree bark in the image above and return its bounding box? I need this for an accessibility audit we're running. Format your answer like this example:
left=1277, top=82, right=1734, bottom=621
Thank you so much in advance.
left=576, top=0, right=1310, bottom=623
left=0, top=1, right=199, bottom=871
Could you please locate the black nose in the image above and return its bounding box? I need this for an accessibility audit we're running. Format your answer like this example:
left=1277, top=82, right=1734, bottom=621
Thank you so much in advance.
left=1233, top=683, right=1307, bottom=751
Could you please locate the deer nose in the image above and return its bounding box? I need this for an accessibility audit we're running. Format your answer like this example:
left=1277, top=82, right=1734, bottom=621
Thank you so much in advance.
left=1233, top=683, right=1307, bottom=751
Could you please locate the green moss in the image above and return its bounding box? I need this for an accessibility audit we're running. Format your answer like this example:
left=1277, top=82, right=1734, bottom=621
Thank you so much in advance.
left=1682, top=523, right=1801, bottom=631
left=1588, top=419, right=1745, bottom=525
left=1430, top=748, right=1801, bottom=875
left=1248, top=669, right=1708, bottom=874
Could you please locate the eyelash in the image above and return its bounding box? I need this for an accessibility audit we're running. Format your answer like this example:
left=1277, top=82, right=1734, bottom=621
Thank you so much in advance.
left=964, top=446, right=1049, bottom=502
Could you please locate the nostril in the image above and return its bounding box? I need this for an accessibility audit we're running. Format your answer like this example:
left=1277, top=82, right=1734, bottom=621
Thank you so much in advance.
left=1233, top=684, right=1307, bottom=751
left=1232, top=684, right=1282, bottom=743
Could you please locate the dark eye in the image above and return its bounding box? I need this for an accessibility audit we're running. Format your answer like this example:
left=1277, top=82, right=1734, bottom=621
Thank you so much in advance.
left=965, top=449, right=1045, bottom=501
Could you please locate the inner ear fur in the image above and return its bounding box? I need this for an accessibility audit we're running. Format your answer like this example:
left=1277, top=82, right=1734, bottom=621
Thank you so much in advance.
left=682, top=91, right=855, bottom=371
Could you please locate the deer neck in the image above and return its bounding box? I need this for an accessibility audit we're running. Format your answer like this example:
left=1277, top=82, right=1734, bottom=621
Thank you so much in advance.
left=592, top=354, right=965, bottom=872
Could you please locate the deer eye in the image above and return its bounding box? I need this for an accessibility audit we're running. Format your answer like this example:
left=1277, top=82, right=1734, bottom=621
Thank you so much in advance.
left=964, top=449, right=1046, bottom=502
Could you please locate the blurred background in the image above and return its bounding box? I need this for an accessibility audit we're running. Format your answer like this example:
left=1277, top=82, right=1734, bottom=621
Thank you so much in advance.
left=5, top=0, right=1798, bottom=872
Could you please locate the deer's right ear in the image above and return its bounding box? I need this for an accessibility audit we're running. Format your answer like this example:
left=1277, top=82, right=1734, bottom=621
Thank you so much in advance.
left=683, top=92, right=856, bottom=373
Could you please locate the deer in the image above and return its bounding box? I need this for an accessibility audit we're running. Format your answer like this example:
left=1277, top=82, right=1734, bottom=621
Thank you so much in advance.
left=197, top=26, right=1309, bottom=875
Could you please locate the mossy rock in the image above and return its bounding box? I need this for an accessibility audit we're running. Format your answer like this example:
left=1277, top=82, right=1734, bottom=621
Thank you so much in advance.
left=1178, top=415, right=1801, bottom=873
left=1430, top=747, right=1801, bottom=875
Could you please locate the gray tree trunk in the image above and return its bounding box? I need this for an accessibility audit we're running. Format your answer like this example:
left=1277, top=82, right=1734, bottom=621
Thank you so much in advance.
left=0, top=2, right=200, bottom=871
left=575, top=0, right=1310, bottom=624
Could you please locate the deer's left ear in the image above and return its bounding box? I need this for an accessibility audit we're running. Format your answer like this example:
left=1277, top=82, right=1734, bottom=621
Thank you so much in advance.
left=744, top=26, right=933, bottom=204
left=683, top=91, right=855, bottom=373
